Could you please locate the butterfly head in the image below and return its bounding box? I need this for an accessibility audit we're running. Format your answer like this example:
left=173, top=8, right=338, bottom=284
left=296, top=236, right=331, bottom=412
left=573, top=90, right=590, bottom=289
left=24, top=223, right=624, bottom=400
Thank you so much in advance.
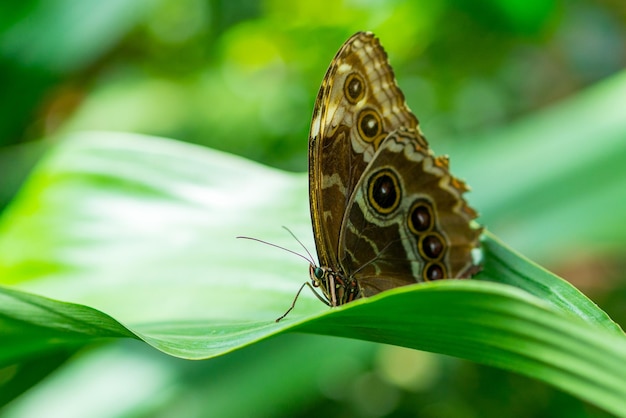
left=308, top=264, right=360, bottom=307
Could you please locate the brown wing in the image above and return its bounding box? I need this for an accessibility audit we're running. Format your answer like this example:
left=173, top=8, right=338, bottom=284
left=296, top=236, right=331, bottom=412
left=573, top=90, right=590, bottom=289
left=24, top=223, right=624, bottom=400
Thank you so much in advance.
left=339, top=128, right=482, bottom=295
left=309, top=32, right=418, bottom=269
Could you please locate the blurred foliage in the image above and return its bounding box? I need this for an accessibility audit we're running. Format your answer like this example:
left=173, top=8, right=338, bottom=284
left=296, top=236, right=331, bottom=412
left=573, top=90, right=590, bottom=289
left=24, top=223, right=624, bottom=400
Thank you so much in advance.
left=1, top=0, right=625, bottom=417
left=2, top=0, right=625, bottom=172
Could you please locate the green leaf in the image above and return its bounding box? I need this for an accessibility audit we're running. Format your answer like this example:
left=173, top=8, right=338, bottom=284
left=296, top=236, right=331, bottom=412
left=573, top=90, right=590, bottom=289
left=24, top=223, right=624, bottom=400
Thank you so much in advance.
left=0, top=131, right=625, bottom=416
left=479, top=233, right=622, bottom=335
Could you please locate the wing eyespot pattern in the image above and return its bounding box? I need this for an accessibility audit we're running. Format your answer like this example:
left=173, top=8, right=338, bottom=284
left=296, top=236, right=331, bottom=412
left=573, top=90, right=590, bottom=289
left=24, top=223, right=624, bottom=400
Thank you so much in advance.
left=344, top=72, right=366, bottom=104
left=367, top=168, right=401, bottom=215
left=407, top=198, right=448, bottom=280
left=357, top=109, right=383, bottom=142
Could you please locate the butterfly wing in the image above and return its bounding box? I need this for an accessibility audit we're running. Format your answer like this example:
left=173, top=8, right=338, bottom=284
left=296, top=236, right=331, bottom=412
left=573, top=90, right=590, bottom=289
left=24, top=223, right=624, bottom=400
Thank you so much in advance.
left=309, top=32, right=418, bottom=269
left=338, top=128, right=482, bottom=296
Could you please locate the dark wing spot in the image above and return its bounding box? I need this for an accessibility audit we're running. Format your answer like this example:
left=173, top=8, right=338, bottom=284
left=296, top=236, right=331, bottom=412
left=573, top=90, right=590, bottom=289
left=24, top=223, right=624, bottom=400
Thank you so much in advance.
left=409, top=201, right=433, bottom=233
left=344, top=73, right=365, bottom=104
left=367, top=169, right=401, bottom=214
left=422, top=234, right=444, bottom=259
left=425, top=263, right=445, bottom=280
left=357, top=109, right=382, bottom=141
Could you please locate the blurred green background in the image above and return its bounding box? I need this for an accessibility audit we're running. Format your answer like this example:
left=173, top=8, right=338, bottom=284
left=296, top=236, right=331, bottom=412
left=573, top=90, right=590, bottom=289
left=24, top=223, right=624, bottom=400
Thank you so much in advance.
left=1, top=0, right=625, bottom=417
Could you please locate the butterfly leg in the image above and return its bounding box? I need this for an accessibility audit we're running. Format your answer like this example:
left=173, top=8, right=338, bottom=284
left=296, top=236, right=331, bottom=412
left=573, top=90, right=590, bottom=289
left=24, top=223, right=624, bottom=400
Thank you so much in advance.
left=275, top=281, right=330, bottom=322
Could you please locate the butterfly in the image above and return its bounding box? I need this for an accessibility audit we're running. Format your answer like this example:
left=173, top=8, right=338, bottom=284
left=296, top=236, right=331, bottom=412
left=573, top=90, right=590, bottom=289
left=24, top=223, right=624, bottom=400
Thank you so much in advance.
left=277, top=32, right=482, bottom=321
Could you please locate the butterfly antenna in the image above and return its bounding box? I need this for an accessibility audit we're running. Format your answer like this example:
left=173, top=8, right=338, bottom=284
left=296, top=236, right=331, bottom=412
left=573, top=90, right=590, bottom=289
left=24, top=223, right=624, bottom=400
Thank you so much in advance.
left=236, top=236, right=313, bottom=265
left=281, top=226, right=316, bottom=265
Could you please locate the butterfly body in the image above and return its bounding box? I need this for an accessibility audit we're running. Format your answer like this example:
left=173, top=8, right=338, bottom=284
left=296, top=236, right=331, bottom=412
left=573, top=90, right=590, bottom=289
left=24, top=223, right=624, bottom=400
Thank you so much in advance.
left=309, top=264, right=358, bottom=307
left=295, top=32, right=481, bottom=317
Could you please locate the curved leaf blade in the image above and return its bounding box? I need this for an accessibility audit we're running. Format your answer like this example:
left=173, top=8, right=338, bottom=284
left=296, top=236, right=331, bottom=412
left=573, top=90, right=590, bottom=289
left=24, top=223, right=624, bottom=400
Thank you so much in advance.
left=0, top=131, right=625, bottom=415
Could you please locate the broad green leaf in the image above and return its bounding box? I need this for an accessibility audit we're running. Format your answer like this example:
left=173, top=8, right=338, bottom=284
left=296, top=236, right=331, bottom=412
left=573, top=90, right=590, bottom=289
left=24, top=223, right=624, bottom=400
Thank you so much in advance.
left=478, top=233, right=622, bottom=335
left=0, top=131, right=625, bottom=415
